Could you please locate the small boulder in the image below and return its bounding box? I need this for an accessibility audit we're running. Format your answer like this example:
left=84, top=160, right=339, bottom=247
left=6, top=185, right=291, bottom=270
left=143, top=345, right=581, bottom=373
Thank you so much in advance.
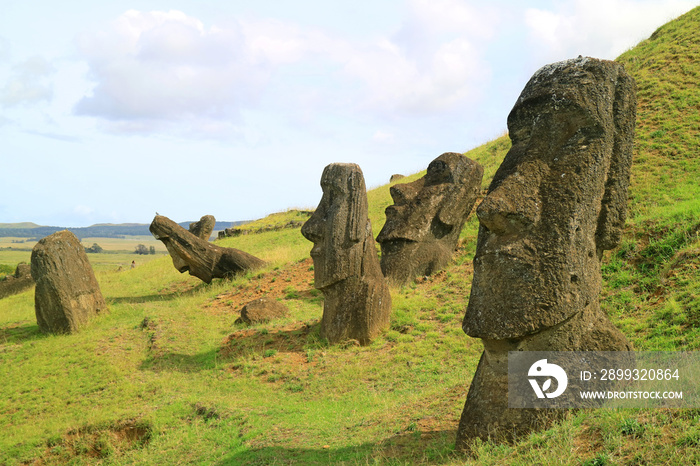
left=236, top=298, right=289, bottom=324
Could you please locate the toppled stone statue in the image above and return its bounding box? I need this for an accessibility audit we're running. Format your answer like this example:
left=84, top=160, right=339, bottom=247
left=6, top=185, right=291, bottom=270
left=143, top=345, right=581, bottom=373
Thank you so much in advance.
left=31, top=230, right=107, bottom=334
left=456, top=57, right=636, bottom=449
left=0, top=263, right=34, bottom=299
left=301, top=163, right=391, bottom=345
left=189, top=215, right=216, bottom=241
left=377, top=152, right=483, bottom=285
left=235, top=298, right=289, bottom=325
left=150, top=215, right=265, bottom=283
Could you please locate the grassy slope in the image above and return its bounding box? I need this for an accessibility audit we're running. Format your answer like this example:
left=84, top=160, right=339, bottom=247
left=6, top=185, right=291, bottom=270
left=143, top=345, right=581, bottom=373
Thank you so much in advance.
left=1, top=7, right=699, bottom=465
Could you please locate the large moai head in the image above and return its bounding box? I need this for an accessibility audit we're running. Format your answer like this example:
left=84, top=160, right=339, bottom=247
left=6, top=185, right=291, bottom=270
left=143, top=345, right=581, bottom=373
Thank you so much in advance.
left=31, top=230, right=107, bottom=334
left=301, top=163, right=391, bottom=344
left=301, top=163, right=370, bottom=289
left=150, top=215, right=265, bottom=283
left=377, top=152, right=483, bottom=284
left=463, top=57, right=637, bottom=340
left=456, top=57, right=636, bottom=450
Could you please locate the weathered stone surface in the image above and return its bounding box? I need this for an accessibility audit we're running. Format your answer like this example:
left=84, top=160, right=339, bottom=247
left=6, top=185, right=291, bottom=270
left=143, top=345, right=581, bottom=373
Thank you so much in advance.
left=377, top=152, right=483, bottom=285
left=236, top=298, right=289, bottom=324
left=0, top=263, right=35, bottom=299
left=189, top=215, right=216, bottom=241
left=301, top=163, right=391, bottom=345
left=31, top=230, right=107, bottom=334
left=456, top=57, right=636, bottom=449
left=150, top=215, right=266, bottom=284
left=15, top=263, right=31, bottom=278
left=389, top=174, right=405, bottom=182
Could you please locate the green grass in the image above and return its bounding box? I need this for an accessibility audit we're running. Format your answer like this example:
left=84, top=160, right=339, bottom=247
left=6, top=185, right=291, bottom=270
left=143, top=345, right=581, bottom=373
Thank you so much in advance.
left=232, top=209, right=313, bottom=235
left=1, top=6, right=700, bottom=465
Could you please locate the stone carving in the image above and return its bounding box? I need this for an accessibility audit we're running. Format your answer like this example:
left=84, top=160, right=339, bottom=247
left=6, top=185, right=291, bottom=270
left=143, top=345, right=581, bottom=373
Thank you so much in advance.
left=456, top=57, right=636, bottom=449
left=0, top=263, right=34, bottom=299
left=150, top=215, right=265, bottom=283
left=377, top=152, right=483, bottom=285
left=31, top=230, right=107, bottom=334
left=235, top=298, right=289, bottom=325
left=301, top=163, right=391, bottom=345
left=189, top=215, right=216, bottom=241
left=389, top=174, right=405, bottom=182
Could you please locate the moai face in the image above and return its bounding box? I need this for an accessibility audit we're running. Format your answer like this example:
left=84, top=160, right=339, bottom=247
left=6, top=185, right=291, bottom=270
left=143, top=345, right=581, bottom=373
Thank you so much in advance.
left=150, top=215, right=265, bottom=283
left=301, top=163, right=369, bottom=289
left=377, top=152, right=483, bottom=282
left=379, top=152, right=481, bottom=244
left=463, top=57, right=636, bottom=340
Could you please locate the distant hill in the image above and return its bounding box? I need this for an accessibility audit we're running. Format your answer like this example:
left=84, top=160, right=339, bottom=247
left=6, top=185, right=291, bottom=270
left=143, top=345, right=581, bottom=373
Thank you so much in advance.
left=0, top=220, right=248, bottom=239
left=0, top=222, right=43, bottom=229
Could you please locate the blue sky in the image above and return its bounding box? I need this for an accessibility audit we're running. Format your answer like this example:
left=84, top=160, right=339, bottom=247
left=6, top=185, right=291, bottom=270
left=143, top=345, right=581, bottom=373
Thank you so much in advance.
left=1, top=0, right=697, bottom=227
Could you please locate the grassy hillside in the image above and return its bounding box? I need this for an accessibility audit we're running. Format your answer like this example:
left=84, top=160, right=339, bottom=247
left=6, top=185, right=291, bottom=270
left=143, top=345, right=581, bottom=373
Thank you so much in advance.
left=1, top=6, right=699, bottom=465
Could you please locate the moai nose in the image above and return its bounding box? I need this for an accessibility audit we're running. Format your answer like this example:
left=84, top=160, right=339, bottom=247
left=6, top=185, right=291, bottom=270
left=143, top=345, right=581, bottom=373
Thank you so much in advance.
left=476, top=182, right=540, bottom=236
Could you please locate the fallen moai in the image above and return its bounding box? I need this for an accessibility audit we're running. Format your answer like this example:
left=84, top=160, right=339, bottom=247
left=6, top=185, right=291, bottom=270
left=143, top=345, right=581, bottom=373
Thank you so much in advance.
left=456, top=57, right=636, bottom=449
left=150, top=215, right=265, bottom=284
left=189, top=215, right=216, bottom=241
left=31, top=230, right=107, bottom=334
left=377, top=152, right=483, bottom=285
left=0, top=263, right=34, bottom=299
left=301, top=163, right=391, bottom=345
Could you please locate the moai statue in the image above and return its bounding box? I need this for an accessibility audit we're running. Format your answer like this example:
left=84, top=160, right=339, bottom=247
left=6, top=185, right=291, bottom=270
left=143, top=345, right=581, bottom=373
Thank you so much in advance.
left=189, top=215, right=216, bottom=241
left=301, top=163, right=391, bottom=345
left=0, top=263, right=34, bottom=299
left=31, top=230, right=107, bottom=334
left=377, top=152, right=483, bottom=285
left=456, top=57, right=636, bottom=449
left=150, top=215, right=265, bottom=283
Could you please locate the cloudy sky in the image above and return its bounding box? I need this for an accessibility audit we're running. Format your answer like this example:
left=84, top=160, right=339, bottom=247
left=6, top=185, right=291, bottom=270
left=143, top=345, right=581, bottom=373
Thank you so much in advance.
left=1, top=0, right=696, bottom=227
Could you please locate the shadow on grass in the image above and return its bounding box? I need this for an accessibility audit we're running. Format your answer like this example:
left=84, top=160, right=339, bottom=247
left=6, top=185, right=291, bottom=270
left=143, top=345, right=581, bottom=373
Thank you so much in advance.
left=138, top=321, right=323, bottom=373
left=214, top=429, right=459, bottom=465
left=0, top=322, right=44, bottom=344
left=108, top=283, right=210, bottom=304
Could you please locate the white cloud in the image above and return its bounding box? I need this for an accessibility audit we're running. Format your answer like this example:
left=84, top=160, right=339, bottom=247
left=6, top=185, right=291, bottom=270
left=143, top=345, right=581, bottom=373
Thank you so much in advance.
left=407, top=0, right=497, bottom=38
left=525, top=0, right=697, bottom=62
left=75, top=10, right=268, bottom=124
left=72, top=6, right=502, bottom=136
left=69, top=2, right=694, bottom=140
left=340, top=2, right=496, bottom=115
left=0, top=55, right=54, bottom=106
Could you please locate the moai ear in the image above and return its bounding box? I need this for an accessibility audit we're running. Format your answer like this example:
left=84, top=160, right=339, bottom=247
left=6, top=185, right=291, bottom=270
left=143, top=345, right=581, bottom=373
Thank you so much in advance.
left=437, top=159, right=484, bottom=227
left=595, top=70, right=636, bottom=254
left=346, top=167, right=368, bottom=243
